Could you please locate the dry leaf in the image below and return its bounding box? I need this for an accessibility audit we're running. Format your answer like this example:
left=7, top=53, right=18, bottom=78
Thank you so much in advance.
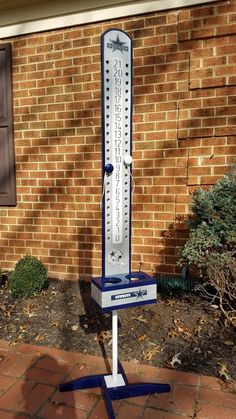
left=8, top=340, right=19, bottom=347
left=0, top=303, right=15, bottom=318
left=197, top=316, right=207, bottom=325
left=71, top=325, right=79, bottom=331
left=170, top=353, right=182, bottom=368
left=143, top=346, right=161, bottom=360
left=19, top=325, right=28, bottom=333
left=166, top=299, right=175, bottom=307
left=95, top=331, right=112, bottom=343
left=35, top=351, right=42, bottom=359
left=193, top=325, right=202, bottom=336
left=218, top=363, right=232, bottom=382
left=23, top=303, right=31, bottom=316
left=138, top=334, right=147, bottom=342
left=23, top=303, right=35, bottom=318
left=229, top=316, right=236, bottom=328
left=51, top=322, right=59, bottom=328
left=192, top=347, right=202, bottom=354
left=34, top=334, right=45, bottom=342
left=224, top=341, right=234, bottom=346
left=6, top=309, right=13, bottom=318
left=173, top=319, right=191, bottom=338
left=132, top=315, right=148, bottom=324
left=168, top=328, right=178, bottom=339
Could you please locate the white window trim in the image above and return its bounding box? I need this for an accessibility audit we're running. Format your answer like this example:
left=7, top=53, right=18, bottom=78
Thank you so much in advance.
left=0, top=0, right=216, bottom=38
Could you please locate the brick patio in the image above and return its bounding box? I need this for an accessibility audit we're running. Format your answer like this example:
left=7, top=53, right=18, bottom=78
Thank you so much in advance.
left=0, top=339, right=235, bottom=418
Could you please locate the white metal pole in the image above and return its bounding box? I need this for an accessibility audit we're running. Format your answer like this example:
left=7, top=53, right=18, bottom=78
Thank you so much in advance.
left=112, top=310, right=118, bottom=384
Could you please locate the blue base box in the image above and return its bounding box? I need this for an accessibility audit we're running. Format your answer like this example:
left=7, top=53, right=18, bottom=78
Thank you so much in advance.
left=91, top=271, right=157, bottom=312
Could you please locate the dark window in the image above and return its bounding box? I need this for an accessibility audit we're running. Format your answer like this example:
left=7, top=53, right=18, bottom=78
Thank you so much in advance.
left=0, top=42, right=16, bottom=206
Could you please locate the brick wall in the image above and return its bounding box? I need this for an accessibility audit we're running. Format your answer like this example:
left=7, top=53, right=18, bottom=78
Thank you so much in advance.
left=0, top=0, right=236, bottom=279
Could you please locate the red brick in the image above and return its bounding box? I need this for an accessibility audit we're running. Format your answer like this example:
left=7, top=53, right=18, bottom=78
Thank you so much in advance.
left=143, top=408, right=181, bottom=418
left=0, top=375, right=16, bottom=390
left=17, top=383, right=54, bottom=414
left=0, top=353, right=19, bottom=375
left=197, top=402, right=236, bottom=419
left=38, top=401, right=87, bottom=418
left=51, top=388, right=100, bottom=411
left=0, top=379, right=35, bottom=410
left=5, top=354, right=35, bottom=378
left=0, top=412, right=28, bottom=419
left=198, top=387, right=236, bottom=408
left=116, top=402, right=144, bottom=418
left=26, top=367, right=67, bottom=386
left=88, top=399, right=120, bottom=418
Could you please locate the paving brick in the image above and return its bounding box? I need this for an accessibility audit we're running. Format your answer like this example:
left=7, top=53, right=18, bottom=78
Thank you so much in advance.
left=16, top=343, right=49, bottom=356
left=148, top=385, right=174, bottom=411
left=121, top=393, right=149, bottom=407
left=5, top=354, right=35, bottom=378
left=156, top=368, right=200, bottom=386
left=198, top=387, right=236, bottom=409
left=0, top=375, right=16, bottom=391
left=43, top=347, right=85, bottom=364
left=39, top=401, right=87, bottom=418
left=34, top=356, right=71, bottom=373
left=51, top=388, right=101, bottom=412
left=143, top=407, right=181, bottom=418
left=0, top=379, right=35, bottom=410
left=26, top=366, right=67, bottom=386
left=88, top=399, right=120, bottom=418
left=0, top=354, right=19, bottom=375
left=0, top=340, right=12, bottom=351
left=0, top=412, right=28, bottom=419
left=197, top=402, right=236, bottom=419
left=65, top=362, right=104, bottom=383
left=17, top=382, right=55, bottom=414
left=116, top=401, right=143, bottom=418
left=174, top=384, right=198, bottom=416
left=123, top=361, right=157, bottom=381
left=200, top=374, right=227, bottom=390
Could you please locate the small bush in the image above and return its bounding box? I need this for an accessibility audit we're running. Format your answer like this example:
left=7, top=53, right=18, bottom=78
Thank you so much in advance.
left=10, top=255, right=48, bottom=298
left=179, top=164, right=236, bottom=326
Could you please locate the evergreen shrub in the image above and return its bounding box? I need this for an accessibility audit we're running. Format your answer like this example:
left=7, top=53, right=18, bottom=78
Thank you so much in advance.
left=10, top=255, right=48, bottom=298
left=179, top=165, right=236, bottom=325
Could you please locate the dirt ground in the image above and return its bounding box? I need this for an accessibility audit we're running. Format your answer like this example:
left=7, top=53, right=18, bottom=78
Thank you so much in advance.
left=0, top=277, right=235, bottom=382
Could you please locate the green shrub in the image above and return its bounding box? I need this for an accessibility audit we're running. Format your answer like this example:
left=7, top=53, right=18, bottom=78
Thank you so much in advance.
left=179, top=164, right=236, bottom=325
left=10, top=255, right=48, bottom=298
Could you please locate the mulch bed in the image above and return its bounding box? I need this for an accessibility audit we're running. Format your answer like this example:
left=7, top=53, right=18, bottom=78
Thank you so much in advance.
left=0, top=277, right=235, bottom=382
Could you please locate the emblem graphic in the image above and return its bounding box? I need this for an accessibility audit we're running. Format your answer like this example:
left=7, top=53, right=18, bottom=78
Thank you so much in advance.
left=111, top=289, right=147, bottom=301
left=108, top=249, right=127, bottom=265
left=107, top=35, right=128, bottom=53
left=134, top=289, right=147, bottom=300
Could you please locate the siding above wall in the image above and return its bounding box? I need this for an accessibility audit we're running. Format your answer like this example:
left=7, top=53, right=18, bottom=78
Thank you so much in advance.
left=0, top=0, right=217, bottom=38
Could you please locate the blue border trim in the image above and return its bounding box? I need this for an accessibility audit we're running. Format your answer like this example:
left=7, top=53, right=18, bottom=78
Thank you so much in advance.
left=129, top=31, right=133, bottom=275
left=101, top=29, right=133, bottom=279
left=92, top=271, right=156, bottom=291
left=101, top=30, right=106, bottom=278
